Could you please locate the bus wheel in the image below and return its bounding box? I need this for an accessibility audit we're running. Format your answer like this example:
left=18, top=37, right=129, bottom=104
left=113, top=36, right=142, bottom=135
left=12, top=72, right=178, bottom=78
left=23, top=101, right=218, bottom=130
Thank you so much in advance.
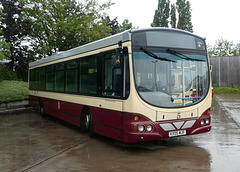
left=81, top=108, right=95, bottom=137
left=39, top=101, right=46, bottom=117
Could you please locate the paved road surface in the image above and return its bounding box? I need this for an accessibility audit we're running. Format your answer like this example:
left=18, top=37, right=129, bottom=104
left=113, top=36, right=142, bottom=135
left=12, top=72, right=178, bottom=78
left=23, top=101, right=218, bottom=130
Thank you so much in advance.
left=0, top=95, right=240, bottom=172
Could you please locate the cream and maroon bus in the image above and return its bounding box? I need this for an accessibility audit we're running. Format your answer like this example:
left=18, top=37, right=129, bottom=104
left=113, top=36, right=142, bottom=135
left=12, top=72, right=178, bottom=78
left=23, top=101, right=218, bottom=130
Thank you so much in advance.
left=29, top=28, right=212, bottom=142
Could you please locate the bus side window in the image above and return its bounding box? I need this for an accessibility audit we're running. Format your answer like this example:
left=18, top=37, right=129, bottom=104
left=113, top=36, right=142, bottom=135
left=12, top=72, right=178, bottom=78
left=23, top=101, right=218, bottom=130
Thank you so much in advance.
left=46, top=65, right=54, bottom=91
left=66, top=60, right=78, bottom=93
left=103, top=52, right=122, bottom=97
left=80, top=56, right=98, bottom=95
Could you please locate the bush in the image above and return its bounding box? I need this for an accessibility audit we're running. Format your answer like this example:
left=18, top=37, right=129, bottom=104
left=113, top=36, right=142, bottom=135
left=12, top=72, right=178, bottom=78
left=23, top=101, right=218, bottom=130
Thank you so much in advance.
left=0, top=65, right=19, bottom=82
left=0, top=80, right=28, bottom=103
left=213, top=85, right=240, bottom=94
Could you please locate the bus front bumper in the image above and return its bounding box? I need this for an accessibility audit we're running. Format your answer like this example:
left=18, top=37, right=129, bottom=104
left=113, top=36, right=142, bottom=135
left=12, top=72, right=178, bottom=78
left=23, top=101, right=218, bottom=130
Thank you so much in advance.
left=123, top=115, right=211, bottom=143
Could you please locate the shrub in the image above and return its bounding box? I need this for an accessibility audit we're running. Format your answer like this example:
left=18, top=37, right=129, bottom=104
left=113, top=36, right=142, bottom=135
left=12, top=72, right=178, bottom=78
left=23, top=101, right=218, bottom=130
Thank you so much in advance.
left=0, top=80, right=28, bottom=103
left=213, top=85, right=240, bottom=94
left=0, top=65, right=19, bottom=82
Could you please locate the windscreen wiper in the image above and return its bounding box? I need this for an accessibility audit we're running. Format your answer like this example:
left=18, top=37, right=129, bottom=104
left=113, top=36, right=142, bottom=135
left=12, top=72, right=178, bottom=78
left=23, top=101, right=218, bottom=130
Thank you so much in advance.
left=140, top=47, right=176, bottom=63
left=167, top=48, right=204, bottom=62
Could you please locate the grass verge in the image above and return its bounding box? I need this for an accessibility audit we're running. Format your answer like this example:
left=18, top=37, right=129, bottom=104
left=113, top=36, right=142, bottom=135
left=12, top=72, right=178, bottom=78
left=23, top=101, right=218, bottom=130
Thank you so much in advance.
left=213, top=85, right=240, bottom=94
left=0, top=80, right=28, bottom=103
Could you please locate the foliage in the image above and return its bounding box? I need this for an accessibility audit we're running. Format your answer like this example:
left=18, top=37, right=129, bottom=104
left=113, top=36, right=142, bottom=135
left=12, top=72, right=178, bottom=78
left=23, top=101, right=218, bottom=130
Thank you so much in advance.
left=176, top=0, right=193, bottom=32
left=208, top=38, right=240, bottom=57
left=105, top=16, right=119, bottom=35
left=213, top=85, right=240, bottom=94
left=0, top=80, right=28, bottom=103
left=170, top=4, right=176, bottom=28
left=0, top=33, right=10, bottom=60
left=105, top=17, right=137, bottom=34
left=0, top=65, right=19, bottom=82
left=151, top=0, right=170, bottom=27
left=119, top=19, right=137, bottom=32
left=151, top=0, right=193, bottom=33
left=233, top=43, right=240, bottom=56
left=0, top=0, right=33, bottom=81
left=0, top=9, right=11, bottom=60
left=20, top=0, right=113, bottom=58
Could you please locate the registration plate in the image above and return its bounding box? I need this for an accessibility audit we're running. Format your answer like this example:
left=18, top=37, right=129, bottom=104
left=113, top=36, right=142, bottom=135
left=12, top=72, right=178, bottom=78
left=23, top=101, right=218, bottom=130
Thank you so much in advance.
left=169, top=130, right=186, bottom=137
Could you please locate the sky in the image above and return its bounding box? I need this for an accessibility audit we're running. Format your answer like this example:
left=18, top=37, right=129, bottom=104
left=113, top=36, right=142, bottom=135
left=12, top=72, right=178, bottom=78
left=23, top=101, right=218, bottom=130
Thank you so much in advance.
left=107, top=0, right=240, bottom=46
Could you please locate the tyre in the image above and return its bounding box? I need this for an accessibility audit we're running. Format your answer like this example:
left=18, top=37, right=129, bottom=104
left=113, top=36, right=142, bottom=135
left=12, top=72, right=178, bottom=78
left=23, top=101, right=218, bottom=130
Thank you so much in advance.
left=39, top=101, right=47, bottom=117
left=81, top=107, right=95, bottom=137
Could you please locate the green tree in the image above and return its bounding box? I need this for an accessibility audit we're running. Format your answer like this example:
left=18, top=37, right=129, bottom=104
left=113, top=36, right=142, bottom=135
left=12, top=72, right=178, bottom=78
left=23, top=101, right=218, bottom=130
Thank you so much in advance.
left=21, top=0, right=113, bottom=58
left=176, top=0, right=193, bottom=32
left=208, top=38, right=240, bottom=57
left=0, top=0, right=31, bottom=80
left=105, top=16, right=119, bottom=35
left=233, top=43, right=240, bottom=56
left=119, top=19, right=135, bottom=32
left=0, top=9, right=11, bottom=60
left=151, top=0, right=170, bottom=27
left=170, top=4, right=176, bottom=28
left=0, top=31, right=10, bottom=60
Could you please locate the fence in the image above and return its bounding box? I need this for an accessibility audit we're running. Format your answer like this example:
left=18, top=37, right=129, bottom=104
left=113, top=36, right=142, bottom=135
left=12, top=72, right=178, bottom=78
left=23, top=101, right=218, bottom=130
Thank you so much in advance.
left=210, top=56, right=240, bottom=88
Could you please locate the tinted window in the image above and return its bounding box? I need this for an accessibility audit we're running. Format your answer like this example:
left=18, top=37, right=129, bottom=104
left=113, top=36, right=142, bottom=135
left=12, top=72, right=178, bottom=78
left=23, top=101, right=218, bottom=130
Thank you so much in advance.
left=39, top=67, right=46, bottom=90
left=66, top=60, right=78, bottom=93
left=29, top=69, right=38, bottom=90
left=55, top=71, right=64, bottom=92
left=55, top=62, right=65, bottom=92
left=80, top=56, right=98, bottom=94
left=46, top=72, right=54, bottom=91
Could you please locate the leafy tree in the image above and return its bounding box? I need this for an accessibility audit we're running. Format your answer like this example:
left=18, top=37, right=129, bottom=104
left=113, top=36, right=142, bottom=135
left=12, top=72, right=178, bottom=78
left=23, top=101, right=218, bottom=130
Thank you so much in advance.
left=151, top=0, right=193, bottom=32
left=105, top=16, right=119, bottom=35
left=104, top=17, right=136, bottom=34
left=20, top=0, right=113, bottom=58
left=0, top=40, right=10, bottom=60
left=233, top=43, right=240, bottom=56
left=170, top=4, right=176, bottom=28
left=0, top=23, right=10, bottom=60
left=176, top=0, right=193, bottom=32
left=0, top=10, right=10, bottom=60
left=119, top=19, right=135, bottom=32
left=151, top=0, right=170, bottom=27
left=208, top=38, right=240, bottom=57
left=0, top=0, right=32, bottom=80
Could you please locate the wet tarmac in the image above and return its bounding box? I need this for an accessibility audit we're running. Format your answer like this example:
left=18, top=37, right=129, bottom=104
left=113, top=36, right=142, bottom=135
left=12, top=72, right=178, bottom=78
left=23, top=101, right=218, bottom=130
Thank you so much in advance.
left=0, top=95, right=240, bottom=172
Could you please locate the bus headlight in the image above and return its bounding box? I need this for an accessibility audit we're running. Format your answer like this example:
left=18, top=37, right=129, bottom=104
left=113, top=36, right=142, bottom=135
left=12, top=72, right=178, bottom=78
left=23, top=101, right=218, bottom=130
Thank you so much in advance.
left=147, top=125, right=153, bottom=132
left=138, top=125, right=145, bottom=132
left=206, top=118, right=210, bottom=125
left=201, top=119, right=205, bottom=126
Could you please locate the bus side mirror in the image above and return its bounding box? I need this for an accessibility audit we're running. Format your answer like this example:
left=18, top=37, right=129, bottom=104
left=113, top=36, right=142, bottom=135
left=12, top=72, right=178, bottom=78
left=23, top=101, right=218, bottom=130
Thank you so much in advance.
left=210, top=65, right=212, bottom=72
left=111, top=48, right=123, bottom=69
left=111, top=54, right=121, bottom=68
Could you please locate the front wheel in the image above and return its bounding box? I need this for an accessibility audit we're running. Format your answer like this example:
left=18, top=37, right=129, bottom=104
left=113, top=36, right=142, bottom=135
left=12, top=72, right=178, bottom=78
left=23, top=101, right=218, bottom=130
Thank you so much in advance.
left=39, top=101, right=47, bottom=117
left=81, top=108, right=95, bottom=137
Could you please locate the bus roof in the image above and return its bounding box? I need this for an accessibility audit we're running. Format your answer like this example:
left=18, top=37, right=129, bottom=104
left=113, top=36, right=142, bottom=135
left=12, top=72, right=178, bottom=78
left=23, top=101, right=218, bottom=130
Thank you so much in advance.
left=29, top=28, right=204, bottom=68
left=29, top=29, right=132, bottom=68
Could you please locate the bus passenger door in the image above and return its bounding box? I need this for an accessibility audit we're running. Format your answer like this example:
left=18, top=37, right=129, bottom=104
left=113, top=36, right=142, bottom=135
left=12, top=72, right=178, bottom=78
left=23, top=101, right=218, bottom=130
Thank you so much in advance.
left=93, top=50, right=124, bottom=141
left=103, top=51, right=123, bottom=97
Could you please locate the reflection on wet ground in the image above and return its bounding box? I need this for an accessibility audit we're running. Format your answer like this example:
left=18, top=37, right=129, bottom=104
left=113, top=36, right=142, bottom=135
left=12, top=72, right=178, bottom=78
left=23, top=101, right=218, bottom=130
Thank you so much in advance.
left=25, top=137, right=211, bottom=172
left=194, top=95, right=240, bottom=172
left=0, top=112, right=87, bottom=172
left=0, top=95, right=240, bottom=171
